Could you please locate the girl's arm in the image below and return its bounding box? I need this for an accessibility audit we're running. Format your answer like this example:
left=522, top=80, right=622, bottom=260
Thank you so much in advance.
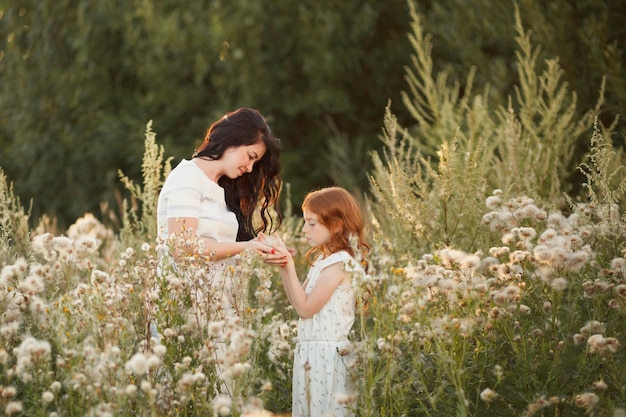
left=168, top=217, right=271, bottom=261
left=277, top=250, right=348, bottom=319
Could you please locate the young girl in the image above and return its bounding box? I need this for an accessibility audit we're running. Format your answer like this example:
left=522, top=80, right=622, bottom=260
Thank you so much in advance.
left=262, top=186, right=369, bottom=417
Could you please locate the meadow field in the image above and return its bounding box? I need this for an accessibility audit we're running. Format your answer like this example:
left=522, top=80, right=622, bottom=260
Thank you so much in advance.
left=2, top=5, right=626, bottom=416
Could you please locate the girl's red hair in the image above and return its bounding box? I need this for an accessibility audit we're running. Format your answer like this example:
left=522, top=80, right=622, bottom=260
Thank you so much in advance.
left=302, top=187, right=369, bottom=265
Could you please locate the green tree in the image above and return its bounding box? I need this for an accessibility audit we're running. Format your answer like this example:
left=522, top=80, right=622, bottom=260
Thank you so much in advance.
left=0, top=0, right=223, bottom=229
left=206, top=0, right=412, bottom=205
left=1, top=0, right=623, bottom=231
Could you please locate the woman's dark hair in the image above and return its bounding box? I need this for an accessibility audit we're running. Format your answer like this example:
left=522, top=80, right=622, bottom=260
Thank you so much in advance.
left=193, top=108, right=282, bottom=240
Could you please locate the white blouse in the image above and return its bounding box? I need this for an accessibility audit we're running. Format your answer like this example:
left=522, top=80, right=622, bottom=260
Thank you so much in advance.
left=157, top=159, right=238, bottom=243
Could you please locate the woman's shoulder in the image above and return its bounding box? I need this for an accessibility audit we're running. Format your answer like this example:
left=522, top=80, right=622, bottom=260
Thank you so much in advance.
left=166, top=159, right=196, bottom=178
left=167, top=160, right=221, bottom=187
left=173, top=159, right=201, bottom=175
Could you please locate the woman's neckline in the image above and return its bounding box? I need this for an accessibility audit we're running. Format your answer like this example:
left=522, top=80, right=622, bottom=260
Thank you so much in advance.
left=191, top=157, right=221, bottom=184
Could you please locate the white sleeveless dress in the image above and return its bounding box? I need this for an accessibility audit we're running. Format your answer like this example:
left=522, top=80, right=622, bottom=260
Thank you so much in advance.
left=292, top=251, right=360, bottom=417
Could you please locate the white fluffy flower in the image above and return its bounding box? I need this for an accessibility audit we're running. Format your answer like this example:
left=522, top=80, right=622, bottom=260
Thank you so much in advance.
left=125, top=353, right=149, bottom=376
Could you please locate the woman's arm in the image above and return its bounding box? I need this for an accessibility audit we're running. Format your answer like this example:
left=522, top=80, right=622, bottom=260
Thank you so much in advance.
left=168, top=217, right=271, bottom=261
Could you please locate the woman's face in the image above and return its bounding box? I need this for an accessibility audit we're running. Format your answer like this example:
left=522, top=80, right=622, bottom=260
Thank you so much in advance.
left=221, top=142, right=267, bottom=179
left=301, top=210, right=331, bottom=248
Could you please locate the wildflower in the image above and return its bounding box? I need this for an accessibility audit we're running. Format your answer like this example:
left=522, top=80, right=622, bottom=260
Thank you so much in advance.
left=510, top=250, right=531, bottom=263
left=594, top=279, right=612, bottom=292
left=610, top=257, right=626, bottom=269
left=564, top=250, right=591, bottom=272
left=52, top=236, right=74, bottom=260
left=438, top=278, right=456, bottom=291
left=31, top=233, right=55, bottom=259
left=523, top=395, right=558, bottom=417
left=399, top=302, right=416, bottom=315
left=0, top=258, right=27, bottom=285
left=489, top=246, right=510, bottom=257
left=547, top=212, right=569, bottom=230
left=140, top=380, right=152, bottom=392
left=575, top=392, right=599, bottom=409
left=74, top=235, right=98, bottom=254
left=587, top=334, right=620, bottom=354
left=614, top=284, right=626, bottom=298
left=582, top=280, right=596, bottom=297
left=1, top=321, right=20, bottom=338
left=593, top=379, right=608, bottom=391
left=15, top=336, right=51, bottom=362
left=480, top=387, right=498, bottom=402
left=488, top=307, right=501, bottom=319
left=42, top=391, right=54, bottom=403
left=125, top=384, right=138, bottom=396
left=147, top=354, right=161, bottom=370
left=19, top=273, right=46, bottom=294
left=492, top=285, right=520, bottom=305
left=493, top=365, right=503, bottom=380
left=2, top=386, right=17, bottom=399
left=208, top=321, right=225, bottom=336
left=518, top=203, right=546, bottom=221
left=460, top=254, right=480, bottom=269
left=580, top=321, right=605, bottom=335
left=213, top=395, right=232, bottom=416
left=439, top=248, right=469, bottom=268
left=231, top=362, right=251, bottom=376
left=485, top=195, right=501, bottom=210
left=4, top=401, right=23, bottom=415
left=125, top=353, right=149, bottom=376
left=533, top=245, right=557, bottom=264
left=482, top=210, right=515, bottom=231
left=178, top=373, right=196, bottom=389
left=153, top=344, right=167, bottom=357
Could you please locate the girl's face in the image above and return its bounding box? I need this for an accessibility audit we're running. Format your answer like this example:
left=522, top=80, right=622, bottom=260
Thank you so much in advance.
left=302, top=210, right=331, bottom=248
left=221, top=142, right=266, bottom=179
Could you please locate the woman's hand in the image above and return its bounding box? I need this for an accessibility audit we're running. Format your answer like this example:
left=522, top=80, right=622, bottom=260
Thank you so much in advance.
left=245, top=238, right=274, bottom=255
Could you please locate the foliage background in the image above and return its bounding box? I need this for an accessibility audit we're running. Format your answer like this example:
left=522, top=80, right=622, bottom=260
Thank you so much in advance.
left=1, top=0, right=624, bottom=230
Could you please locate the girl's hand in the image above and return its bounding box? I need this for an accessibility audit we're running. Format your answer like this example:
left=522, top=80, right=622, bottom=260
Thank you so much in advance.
left=257, top=233, right=293, bottom=267
left=257, top=233, right=297, bottom=256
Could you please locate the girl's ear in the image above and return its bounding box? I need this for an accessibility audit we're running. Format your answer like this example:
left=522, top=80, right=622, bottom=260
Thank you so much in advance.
left=330, top=222, right=343, bottom=236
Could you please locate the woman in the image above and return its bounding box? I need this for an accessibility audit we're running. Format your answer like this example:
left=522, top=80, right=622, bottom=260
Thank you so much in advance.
left=157, top=107, right=282, bottom=258
left=154, top=107, right=282, bottom=338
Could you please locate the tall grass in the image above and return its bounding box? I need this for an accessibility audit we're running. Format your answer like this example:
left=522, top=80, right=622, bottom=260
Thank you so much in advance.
left=1, top=2, right=625, bottom=416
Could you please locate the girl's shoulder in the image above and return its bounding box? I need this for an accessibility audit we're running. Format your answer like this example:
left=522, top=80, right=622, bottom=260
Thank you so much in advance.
left=315, top=251, right=361, bottom=272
